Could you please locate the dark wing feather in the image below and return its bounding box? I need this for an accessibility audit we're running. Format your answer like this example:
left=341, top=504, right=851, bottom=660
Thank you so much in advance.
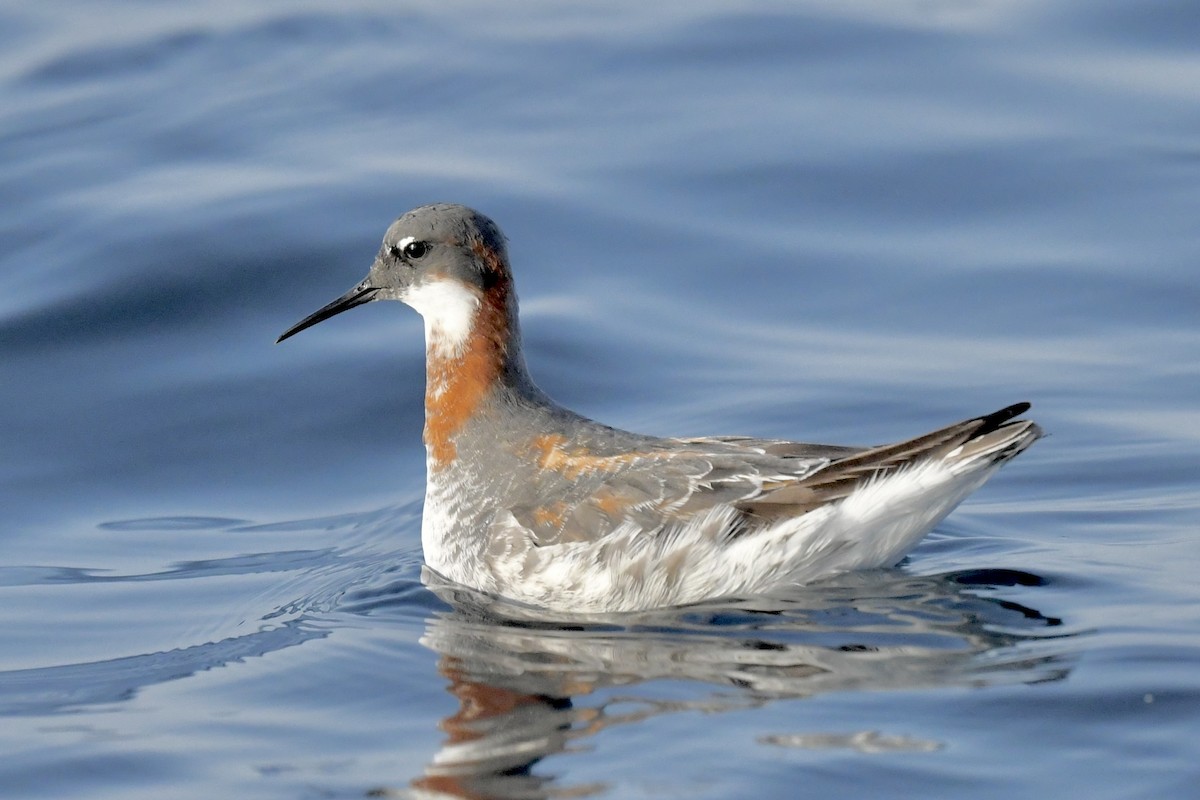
left=739, top=402, right=1041, bottom=520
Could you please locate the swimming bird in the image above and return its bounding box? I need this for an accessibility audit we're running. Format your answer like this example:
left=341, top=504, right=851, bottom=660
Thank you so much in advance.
left=278, top=204, right=1041, bottom=612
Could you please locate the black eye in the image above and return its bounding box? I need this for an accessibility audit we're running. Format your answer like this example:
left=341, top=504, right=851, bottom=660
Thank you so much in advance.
left=387, top=240, right=430, bottom=261
left=402, top=240, right=429, bottom=259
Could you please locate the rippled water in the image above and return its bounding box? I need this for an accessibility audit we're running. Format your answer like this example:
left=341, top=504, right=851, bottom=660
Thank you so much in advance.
left=2, top=2, right=1198, bottom=798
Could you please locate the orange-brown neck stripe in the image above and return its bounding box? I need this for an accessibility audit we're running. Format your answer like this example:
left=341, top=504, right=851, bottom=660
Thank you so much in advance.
left=423, top=243, right=514, bottom=470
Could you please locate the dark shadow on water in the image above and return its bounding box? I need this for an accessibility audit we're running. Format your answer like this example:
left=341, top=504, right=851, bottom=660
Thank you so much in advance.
left=346, top=567, right=1074, bottom=800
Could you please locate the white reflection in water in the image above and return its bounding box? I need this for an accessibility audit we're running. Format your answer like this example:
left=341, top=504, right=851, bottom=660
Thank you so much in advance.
left=345, top=567, right=1073, bottom=799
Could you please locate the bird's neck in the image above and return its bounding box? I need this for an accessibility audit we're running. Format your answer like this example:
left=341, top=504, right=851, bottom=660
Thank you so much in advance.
left=420, top=279, right=532, bottom=472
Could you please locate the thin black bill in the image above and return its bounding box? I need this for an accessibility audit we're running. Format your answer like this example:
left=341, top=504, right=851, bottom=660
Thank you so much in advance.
left=276, top=283, right=379, bottom=343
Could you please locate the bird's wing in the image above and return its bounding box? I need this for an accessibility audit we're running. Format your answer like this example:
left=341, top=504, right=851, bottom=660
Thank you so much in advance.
left=505, top=434, right=832, bottom=546
left=503, top=403, right=1040, bottom=547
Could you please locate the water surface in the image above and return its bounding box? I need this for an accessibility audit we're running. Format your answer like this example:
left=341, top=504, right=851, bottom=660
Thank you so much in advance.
left=1, top=2, right=1197, bottom=797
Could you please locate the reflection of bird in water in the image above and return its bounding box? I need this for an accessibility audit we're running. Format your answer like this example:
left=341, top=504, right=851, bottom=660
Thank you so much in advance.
left=347, top=568, right=1070, bottom=799
left=407, top=664, right=579, bottom=800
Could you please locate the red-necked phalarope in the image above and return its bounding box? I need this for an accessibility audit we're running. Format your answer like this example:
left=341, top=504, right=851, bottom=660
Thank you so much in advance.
left=278, top=204, right=1042, bottom=612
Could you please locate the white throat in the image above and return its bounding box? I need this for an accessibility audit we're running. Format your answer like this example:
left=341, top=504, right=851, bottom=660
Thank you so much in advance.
left=403, top=279, right=480, bottom=360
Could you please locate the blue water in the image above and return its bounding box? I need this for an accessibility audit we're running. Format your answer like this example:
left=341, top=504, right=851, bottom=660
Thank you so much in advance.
left=2, top=2, right=1198, bottom=797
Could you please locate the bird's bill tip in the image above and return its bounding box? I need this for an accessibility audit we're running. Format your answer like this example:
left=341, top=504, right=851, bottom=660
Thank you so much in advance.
left=276, top=283, right=379, bottom=344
